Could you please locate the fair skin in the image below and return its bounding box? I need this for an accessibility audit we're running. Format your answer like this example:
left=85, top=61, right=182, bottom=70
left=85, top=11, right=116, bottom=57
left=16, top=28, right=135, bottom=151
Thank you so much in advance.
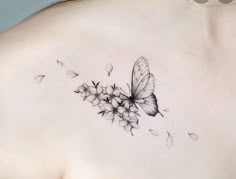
left=0, top=0, right=235, bottom=178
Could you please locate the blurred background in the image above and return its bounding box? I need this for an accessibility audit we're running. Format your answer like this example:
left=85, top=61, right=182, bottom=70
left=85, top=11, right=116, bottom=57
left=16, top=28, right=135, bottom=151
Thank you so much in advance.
left=0, top=0, right=59, bottom=32
left=0, top=0, right=235, bottom=32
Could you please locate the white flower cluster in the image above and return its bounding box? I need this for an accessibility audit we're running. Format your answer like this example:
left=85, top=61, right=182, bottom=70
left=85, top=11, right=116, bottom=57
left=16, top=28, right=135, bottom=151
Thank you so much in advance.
left=75, top=82, right=140, bottom=135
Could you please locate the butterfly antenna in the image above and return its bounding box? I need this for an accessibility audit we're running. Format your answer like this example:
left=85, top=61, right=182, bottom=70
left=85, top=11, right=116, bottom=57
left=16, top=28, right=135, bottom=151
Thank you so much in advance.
left=126, top=83, right=131, bottom=93
left=120, top=87, right=128, bottom=95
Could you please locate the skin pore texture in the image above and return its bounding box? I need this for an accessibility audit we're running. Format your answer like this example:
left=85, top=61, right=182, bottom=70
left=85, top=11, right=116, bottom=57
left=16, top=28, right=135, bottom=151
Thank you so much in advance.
left=0, top=0, right=236, bottom=179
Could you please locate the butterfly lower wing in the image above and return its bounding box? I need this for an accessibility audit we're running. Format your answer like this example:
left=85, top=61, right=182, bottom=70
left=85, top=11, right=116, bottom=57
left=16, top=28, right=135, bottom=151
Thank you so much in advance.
left=137, top=94, right=159, bottom=116
left=131, top=57, right=150, bottom=96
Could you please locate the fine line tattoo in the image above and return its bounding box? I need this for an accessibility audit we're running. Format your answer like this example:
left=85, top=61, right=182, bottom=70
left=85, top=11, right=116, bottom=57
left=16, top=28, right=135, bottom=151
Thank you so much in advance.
left=106, top=64, right=113, bottom=77
left=75, top=57, right=163, bottom=135
left=149, top=129, right=159, bottom=136
left=188, top=132, right=199, bottom=141
left=66, top=70, right=79, bottom=78
left=166, top=131, right=174, bottom=148
left=56, top=60, right=64, bottom=67
left=35, top=75, right=45, bottom=83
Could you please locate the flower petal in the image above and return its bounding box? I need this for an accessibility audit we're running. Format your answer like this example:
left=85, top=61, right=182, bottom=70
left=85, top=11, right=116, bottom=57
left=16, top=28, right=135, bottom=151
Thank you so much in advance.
left=114, top=114, right=122, bottom=123
left=114, top=97, right=122, bottom=103
left=123, top=112, right=129, bottom=119
left=81, top=92, right=87, bottom=97
left=106, top=86, right=114, bottom=95
left=124, top=101, right=130, bottom=109
left=83, top=83, right=89, bottom=88
left=78, top=86, right=85, bottom=92
left=131, top=122, right=139, bottom=129
left=100, top=94, right=109, bottom=100
left=93, top=98, right=100, bottom=106
left=112, top=99, right=119, bottom=108
left=98, top=104, right=105, bottom=111
left=119, top=120, right=128, bottom=127
left=113, top=89, right=120, bottom=96
left=96, top=85, right=103, bottom=94
left=129, top=112, right=136, bottom=118
left=130, top=117, right=138, bottom=123
left=87, top=95, right=96, bottom=103
left=124, top=124, right=132, bottom=132
left=105, top=111, right=114, bottom=120
left=89, top=87, right=97, bottom=95
left=103, top=103, right=113, bottom=111
left=117, top=106, right=125, bottom=114
left=102, top=87, right=107, bottom=93
left=130, top=106, right=138, bottom=112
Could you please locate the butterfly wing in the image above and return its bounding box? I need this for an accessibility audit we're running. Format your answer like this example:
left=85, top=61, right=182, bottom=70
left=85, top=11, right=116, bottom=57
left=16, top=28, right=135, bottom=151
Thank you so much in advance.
left=131, top=57, right=150, bottom=97
left=137, top=94, right=159, bottom=116
left=131, top=57, right=161, bottom=117
left=135, top=73, right=155, bottom=99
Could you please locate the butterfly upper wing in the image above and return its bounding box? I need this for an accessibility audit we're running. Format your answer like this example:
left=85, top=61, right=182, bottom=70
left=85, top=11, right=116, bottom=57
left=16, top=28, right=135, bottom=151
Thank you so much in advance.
left=131, top=57, right=150, bottom=97
left=137, top=94, right=159, bottom=116
left=135, top=73, right=155, bottom=99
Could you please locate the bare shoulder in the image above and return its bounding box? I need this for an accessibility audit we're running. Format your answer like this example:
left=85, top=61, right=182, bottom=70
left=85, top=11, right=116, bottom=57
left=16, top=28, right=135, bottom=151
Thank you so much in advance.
left=0, top=1, right=236, bottom=179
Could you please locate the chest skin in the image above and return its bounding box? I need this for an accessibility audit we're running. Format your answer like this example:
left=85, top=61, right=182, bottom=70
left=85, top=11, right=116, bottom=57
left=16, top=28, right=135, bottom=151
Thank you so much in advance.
left=0, top=0, right=236, bottom=179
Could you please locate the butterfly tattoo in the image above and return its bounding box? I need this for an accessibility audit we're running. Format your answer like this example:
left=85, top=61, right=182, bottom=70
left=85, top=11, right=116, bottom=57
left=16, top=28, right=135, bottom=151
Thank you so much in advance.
left=75, top=57, right=163, bottom=135
left=121, top=57, right=163, bottom=117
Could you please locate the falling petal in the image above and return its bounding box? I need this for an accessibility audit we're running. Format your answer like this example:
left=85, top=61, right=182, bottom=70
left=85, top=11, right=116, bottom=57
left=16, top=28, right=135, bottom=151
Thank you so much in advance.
left=106, top=64, right=113, bottom=76
left=56, top=60, right=64, bottom=67
left=66, top=70, right=79, bottom=78
left=188, top=133, right=199, bottom=141
left=149, top=129, right=159, bottom=136
left=166, top=131, right=173, bottom=148
left=35, top=75, right=45, bottom=83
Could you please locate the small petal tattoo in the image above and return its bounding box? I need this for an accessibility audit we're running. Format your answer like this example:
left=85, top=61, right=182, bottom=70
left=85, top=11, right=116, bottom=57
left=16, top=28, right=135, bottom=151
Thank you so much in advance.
left=149, top=129, right=159, bottom=136
left=35, top=75, right=45, bottom=83
left=166, top=131, right=174, bottom=148
left=66, top=70, right=79, bottom=78
left=106, top=63, right=113, bottom=77
left=188, top=132, right=199, bottom=141
left=57, top=60, right=64, bottom=67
